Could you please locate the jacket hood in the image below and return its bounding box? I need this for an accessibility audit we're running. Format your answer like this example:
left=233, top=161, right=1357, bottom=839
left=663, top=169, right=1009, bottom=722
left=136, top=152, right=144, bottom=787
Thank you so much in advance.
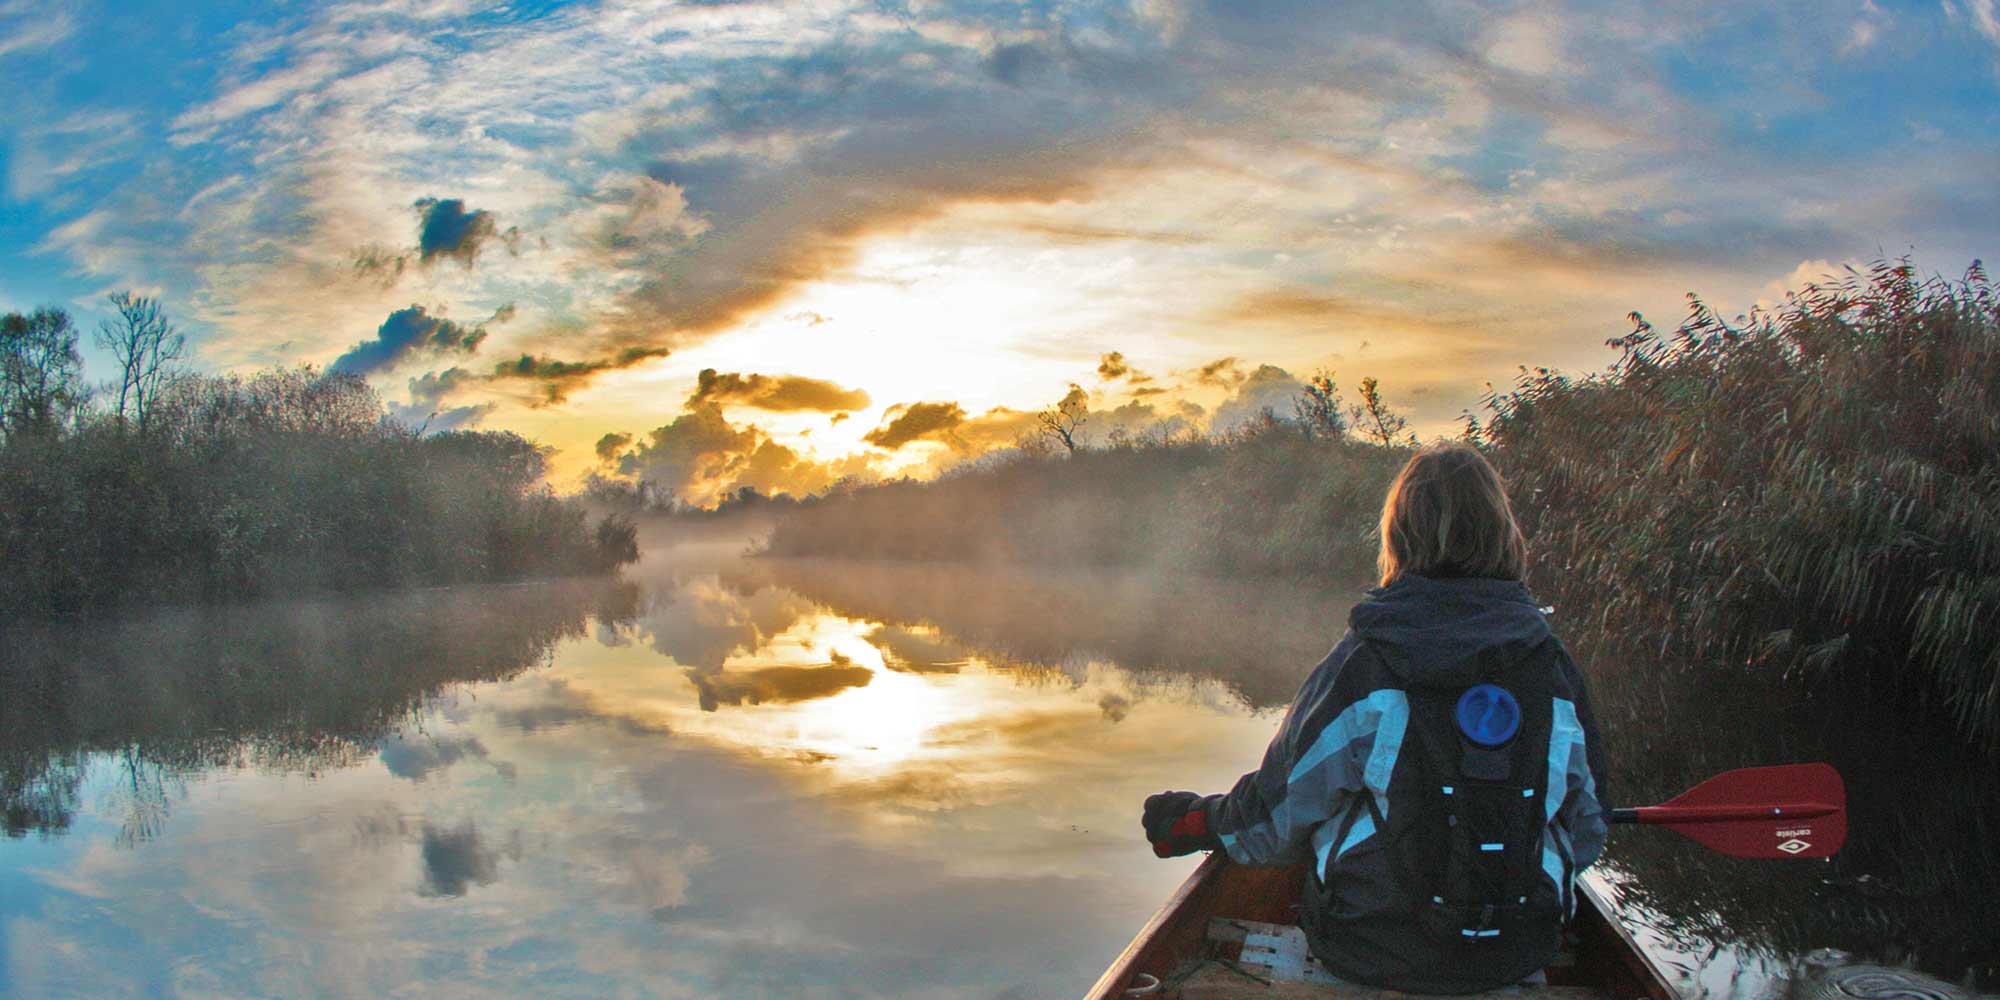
left=1347, top=575, right=1551, bottom=688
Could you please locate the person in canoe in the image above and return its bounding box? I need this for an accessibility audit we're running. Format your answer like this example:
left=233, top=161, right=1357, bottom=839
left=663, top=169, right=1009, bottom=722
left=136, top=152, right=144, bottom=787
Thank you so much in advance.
left=1141, top=443, right=1611, bottom=995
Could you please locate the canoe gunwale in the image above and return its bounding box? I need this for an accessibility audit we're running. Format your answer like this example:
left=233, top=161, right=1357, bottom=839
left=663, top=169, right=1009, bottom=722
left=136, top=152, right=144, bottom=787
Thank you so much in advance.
left=1084, top=856, right=1679, bottom=1000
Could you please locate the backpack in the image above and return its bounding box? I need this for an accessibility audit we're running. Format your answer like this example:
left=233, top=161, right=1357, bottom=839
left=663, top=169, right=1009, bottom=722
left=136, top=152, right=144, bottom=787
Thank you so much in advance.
left=1301, top=637, right=1570, bottom=992
left=1392, top=643, right=1567, bottom=948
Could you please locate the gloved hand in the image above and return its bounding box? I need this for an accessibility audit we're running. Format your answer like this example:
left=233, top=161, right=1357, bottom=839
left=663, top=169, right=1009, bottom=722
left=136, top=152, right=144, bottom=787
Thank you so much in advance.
left=1142, top=791, right=1222, bottom=858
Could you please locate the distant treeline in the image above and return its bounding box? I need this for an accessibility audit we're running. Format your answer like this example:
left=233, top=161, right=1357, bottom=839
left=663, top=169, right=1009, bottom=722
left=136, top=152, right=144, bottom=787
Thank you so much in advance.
left=0, top=300, right=638, bottom=621
left=759, top=261, right=2000, bottom=745
left=764, top=430, right=1409, bottom=580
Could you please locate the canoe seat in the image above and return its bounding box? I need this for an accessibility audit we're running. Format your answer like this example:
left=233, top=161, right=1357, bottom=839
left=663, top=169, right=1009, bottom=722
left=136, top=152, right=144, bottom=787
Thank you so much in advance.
left=1155, top=919, right=1609, bottom=1000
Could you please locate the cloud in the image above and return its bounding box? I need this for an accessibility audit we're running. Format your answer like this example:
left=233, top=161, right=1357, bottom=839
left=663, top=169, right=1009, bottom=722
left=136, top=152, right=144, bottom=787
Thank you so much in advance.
left=613, top=402, right=876, bottom=506
left=1193, top=357, right=1245, bottom=389
left=687, top=368, right=870, bottom=412
left=408, top=367, right=482, bottom=409
left=690, top=662, right=874, bottom=712
left=863, top=401, right=968, bottom=450
left=389, top=400, right=494, bottom=433
left=1841, top=18, right=1879, bottom=56
left=418, top=819, right=502, bottom=897
left=1209, top=364, right=1305, bottom=434
left=1094, top=350, right=1151, bottom=383
left=595, top=432, right=633, bottom=464
left=956, top=407, right=1043, bottom=453
left=1965, top=0, right=2000, bottom=46
left=329, top=305, right=488, bottom=376
left=1481, top=8, right=1565, bottom=76
left=866, top=625, right=969, bottom=674
left=390, top=365, right=496, bottom=433
left=0, top=3, right=72, bottom=58
left=415, top=197, right=511, bottom=268
left=1080, top=398, right=1197, bottom=446
left=378, top=733, right=487, bottom=781
left=489, top=347, right=673, bottom=404
left=592, top=175, right=708, bottom=262
left=169, top=49, right=349, bottom=137
left=18, top=0, right=2000, bottom=460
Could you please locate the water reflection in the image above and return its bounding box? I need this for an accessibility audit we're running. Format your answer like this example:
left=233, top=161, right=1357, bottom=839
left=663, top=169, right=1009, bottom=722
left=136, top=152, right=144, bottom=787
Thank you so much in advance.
left=2, top=579, right=629, bottom=843
left=0, top=549, right=1290, bottom=997
left=1585, top=651, right=2000, bottom=996
left=2, top=546, right=1994, bottom=998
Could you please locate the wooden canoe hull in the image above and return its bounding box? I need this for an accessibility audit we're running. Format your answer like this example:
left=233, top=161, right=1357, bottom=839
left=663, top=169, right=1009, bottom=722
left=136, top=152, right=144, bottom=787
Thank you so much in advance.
left=1085, top=855, right=1677, bottom=1000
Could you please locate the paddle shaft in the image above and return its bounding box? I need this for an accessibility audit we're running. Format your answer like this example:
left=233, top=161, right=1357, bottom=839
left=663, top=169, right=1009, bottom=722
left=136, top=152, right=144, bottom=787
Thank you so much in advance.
left=1609, top=802, right=1839, bottom=824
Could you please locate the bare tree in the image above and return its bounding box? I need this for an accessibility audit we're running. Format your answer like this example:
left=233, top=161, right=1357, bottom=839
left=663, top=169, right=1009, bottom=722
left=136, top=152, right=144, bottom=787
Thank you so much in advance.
left=0, top=307, right=87, bottom=441
left=1349, top=375, right=1410, bottom=447
left=1037, top=383, right=1088, bottom=454
left=1292, top=369, right=1346, bottom=439
left=95, top=292, right=185, bottom=435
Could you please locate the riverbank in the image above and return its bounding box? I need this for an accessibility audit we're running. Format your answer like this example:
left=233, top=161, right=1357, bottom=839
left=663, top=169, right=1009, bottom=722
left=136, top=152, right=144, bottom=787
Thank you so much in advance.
left=0, top=359, right=638, bottom=622
left=756, top=261, right=2000, bottom=745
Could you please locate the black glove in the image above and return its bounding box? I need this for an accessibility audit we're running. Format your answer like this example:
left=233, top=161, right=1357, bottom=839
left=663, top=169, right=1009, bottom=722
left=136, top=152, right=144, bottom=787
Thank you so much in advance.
left=1142, top=791, right=1222, bottom=858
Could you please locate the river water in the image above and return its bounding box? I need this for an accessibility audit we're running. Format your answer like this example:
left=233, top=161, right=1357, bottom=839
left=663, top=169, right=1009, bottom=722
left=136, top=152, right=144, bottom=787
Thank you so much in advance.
left=2, top=540, right=1994, bottom=998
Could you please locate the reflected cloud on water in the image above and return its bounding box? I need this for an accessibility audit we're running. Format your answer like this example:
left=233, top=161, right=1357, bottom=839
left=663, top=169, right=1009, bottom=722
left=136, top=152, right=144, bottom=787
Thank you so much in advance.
left=1, top=550, right=1292, bottom=998
left=5, top=545, right=1992, bottom=997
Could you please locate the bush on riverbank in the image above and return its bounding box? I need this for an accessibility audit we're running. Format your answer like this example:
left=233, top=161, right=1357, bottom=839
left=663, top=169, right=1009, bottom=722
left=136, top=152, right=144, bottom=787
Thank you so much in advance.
left=1487, top=260, right=2000, bottom=744
left=0, top=360, right=638, bottom=621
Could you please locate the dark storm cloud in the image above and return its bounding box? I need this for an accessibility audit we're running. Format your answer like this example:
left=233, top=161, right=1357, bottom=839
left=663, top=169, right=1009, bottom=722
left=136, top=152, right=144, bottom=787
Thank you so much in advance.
left=419, top=819, right=502, bottom=897
left=687, top=368, right=870, bottom=412
left=329, top=305, right=488, bottom=377
left=415, top=197, right=508, bottom=267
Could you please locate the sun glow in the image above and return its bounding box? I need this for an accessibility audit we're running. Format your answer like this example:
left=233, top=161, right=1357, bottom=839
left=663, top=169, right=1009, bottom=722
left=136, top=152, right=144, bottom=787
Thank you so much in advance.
left=789, top=655, right=963, bottom=767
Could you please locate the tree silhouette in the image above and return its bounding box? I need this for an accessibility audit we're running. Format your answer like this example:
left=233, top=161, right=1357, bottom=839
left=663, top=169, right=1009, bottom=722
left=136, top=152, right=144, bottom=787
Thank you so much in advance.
left=1037, top=384, right=1088, bottom=454
left=1349, top=376, right=1409, bottom=446
left=0, top=307, right=86, bottom=441
left=95, top=292, right=186, bottom=435
left=1292, top=370, right=1345, bottom=439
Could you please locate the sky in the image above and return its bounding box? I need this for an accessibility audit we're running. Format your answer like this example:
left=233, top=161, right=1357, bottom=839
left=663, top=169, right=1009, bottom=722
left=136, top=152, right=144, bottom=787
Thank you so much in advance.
left=3, top=0, right=1997, bottom=503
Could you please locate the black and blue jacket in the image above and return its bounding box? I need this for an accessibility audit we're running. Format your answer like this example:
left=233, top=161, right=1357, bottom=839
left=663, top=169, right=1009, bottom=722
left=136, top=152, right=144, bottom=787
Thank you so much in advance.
left=1204, top=574, right=1610, bottom=993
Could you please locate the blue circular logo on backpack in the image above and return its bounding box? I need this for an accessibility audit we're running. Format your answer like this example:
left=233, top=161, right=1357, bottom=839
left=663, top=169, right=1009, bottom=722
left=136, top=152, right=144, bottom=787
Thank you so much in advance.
left=1455, top=684, right=1521, bottom=747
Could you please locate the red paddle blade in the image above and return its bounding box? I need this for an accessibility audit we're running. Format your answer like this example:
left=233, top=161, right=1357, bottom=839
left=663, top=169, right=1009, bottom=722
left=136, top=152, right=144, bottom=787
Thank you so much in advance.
left=1634, top=763, right=1847, bottom=859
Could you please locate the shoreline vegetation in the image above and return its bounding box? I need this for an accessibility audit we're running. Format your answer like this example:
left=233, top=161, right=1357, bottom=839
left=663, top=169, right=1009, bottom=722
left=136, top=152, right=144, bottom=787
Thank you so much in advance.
left=735, top=261, right=1997, bottom=745
left=0, top=299, right=638, bottom=623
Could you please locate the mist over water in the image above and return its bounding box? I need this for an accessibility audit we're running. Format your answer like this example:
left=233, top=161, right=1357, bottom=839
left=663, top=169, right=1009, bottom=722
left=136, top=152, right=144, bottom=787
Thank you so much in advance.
left=2, top=539, right=1993, bottom=998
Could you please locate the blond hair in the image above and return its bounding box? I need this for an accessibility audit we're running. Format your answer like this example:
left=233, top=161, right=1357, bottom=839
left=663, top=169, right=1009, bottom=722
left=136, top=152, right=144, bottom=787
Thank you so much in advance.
left=1377, top=444, right=1527, bottom=587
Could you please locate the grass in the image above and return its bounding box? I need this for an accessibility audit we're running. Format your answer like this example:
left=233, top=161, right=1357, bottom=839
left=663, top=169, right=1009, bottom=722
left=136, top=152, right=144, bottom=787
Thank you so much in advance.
left=1486, top=260, right=1999, bottom=745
